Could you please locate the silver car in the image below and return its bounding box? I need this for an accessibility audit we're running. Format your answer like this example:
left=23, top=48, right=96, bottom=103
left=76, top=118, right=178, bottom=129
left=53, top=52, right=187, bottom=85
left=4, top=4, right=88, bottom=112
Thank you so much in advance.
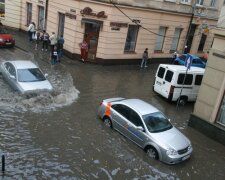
left=0, top=60, right=53, bottom=94
left=98, top=98, right=193, bottom=164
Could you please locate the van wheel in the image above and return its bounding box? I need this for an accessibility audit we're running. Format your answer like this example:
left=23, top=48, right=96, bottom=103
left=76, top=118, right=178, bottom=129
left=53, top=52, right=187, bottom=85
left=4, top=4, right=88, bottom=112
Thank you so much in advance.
left=178, top=97, right=187, bottom=106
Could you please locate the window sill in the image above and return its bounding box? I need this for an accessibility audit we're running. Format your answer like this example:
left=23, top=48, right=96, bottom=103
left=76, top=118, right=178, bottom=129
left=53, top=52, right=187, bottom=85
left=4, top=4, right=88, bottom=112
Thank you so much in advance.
left=154, top=50, right=164, bottom=54
left=124, top=51, right=136, bottom=54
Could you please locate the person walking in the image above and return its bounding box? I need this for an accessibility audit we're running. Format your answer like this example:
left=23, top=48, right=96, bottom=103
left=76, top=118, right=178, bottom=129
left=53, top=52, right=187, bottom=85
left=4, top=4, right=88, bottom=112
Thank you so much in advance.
left=140, top=48, right=149, bottom=68
left=41, top=30, right=49, bottom=51
left=57, top=35, right=64, bottom=62
left=27, top=22, right=36, bottom=42
left=79, top=39, right=88, bottom=62
left=49, top=32, right=57, bottom=53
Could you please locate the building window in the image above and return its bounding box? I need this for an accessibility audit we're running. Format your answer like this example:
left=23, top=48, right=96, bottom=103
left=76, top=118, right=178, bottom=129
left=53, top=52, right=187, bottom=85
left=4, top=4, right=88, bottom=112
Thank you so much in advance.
left=124, top=25, right=139, bottom=52
left=198, top=34, right=207, bottom=52
left=196, top=0, right=204, bottom=5
left=171, top=28, right=182, bottom=52
left=217, top=92, right=225, bottom=126
left=26, top=3, right=32, bottom=26
left=210, top=0, right=216, bottom=7
left=58, top=13, right=65, bottom=37
left=38, top=6, right=45, bottom=30
left=154, top=26, right=167, bottom=52
left=181, top=0, right=190, bottom=3
left=0, top=0, right=5, bottom=18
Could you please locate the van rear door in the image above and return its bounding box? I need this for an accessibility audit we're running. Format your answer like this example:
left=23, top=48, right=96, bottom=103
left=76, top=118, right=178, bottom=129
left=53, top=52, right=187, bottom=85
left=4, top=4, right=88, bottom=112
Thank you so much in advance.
left=154, top=66, right=166, bottom=94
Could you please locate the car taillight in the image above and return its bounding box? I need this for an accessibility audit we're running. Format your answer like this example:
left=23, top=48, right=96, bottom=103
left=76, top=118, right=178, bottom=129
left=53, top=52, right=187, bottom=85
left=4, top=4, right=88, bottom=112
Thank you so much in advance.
left=169, top=85, right=175, bottom=93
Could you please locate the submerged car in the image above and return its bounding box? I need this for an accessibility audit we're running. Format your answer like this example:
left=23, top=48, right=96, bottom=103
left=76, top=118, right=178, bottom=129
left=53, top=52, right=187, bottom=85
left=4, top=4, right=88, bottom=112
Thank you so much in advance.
left=174, top=54, right=206, bottom=68
left=0, top=60, right=53, bottom=94
left=98, top=98, right=193, bottom=164
left=0, top=27, right=15, bottom=47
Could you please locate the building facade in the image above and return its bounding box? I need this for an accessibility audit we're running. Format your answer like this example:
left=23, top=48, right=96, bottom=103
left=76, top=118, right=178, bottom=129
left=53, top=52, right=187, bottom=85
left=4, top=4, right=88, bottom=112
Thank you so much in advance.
left=189, top=3, right=225, bottom=146
left=15, top=0, right=224, bottom=63
left=0, top=0, right=21, bottom=29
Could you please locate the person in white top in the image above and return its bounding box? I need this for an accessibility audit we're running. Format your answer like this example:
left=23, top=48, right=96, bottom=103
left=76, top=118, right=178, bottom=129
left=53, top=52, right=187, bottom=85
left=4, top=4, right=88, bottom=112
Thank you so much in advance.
left=49, top=32, right=57, bottom=53
left=27, top=22, right=36, bottom=41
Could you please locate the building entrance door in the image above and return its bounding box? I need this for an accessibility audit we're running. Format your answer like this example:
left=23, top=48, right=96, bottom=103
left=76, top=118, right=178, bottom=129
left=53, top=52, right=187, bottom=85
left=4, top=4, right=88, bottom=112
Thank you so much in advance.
left=84, top=22, right=100, bottom=60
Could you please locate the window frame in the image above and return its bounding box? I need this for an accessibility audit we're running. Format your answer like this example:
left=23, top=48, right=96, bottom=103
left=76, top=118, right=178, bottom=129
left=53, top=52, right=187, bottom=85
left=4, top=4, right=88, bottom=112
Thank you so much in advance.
left=170, top=28, right=182, bottom=52
left=154, top=26, right=167, bottom=52
left=124, top=25, right=139, bottom=52
left=26, top=2, right=32, bottom=26
left=0, top=0, right=5, bottom=18
left=177, top=73, right=193, bottom=85
left=196, top=0, right=204, bottom=6
left=210, top=0, right=216, bottom=7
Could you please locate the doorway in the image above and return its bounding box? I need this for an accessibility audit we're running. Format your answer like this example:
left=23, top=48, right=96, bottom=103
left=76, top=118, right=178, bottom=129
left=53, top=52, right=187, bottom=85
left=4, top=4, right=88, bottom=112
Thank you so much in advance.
left=58, top=13, right=65, bottom=37
left=185, top=24, right=197, bottom=53
left=84, top=22, right=100, bottom=60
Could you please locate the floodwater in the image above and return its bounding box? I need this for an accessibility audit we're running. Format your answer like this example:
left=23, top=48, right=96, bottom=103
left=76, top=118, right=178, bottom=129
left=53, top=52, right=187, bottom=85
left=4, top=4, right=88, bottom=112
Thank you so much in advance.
left=0, top=47, right=225, bottom=179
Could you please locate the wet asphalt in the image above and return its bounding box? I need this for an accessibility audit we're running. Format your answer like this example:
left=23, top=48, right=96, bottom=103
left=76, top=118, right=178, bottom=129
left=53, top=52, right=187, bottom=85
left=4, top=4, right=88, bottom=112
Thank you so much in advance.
left=0, top=29, right=224, bottom=179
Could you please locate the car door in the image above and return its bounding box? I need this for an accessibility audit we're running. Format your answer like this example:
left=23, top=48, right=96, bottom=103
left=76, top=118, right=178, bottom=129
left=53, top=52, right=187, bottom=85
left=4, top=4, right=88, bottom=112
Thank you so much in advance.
left=111, top=104, right=131, bottom=138
left=126, top=108, right=148, bottom=148
left=3, top=62, right=17, bottom=90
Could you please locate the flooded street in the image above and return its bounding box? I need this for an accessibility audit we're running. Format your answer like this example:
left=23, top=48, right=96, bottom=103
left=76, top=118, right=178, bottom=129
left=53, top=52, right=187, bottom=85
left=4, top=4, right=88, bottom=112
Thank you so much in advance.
left=0, top=46, right=225, bottom=179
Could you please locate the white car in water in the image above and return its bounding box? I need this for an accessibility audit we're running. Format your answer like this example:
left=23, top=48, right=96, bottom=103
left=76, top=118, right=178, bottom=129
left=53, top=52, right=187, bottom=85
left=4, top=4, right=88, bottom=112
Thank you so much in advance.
left=0, top=60, right=53, bottom=94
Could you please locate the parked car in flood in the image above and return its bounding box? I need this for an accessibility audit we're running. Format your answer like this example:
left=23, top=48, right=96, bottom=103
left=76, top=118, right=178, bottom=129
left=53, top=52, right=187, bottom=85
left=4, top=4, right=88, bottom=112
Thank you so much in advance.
left=0, top=60, right=53, bottom=94
left=0, top=27, right=15, bottom=47
left=174, top=54, right=206, bottom=68
left=98, top=98, right=193, bottom=164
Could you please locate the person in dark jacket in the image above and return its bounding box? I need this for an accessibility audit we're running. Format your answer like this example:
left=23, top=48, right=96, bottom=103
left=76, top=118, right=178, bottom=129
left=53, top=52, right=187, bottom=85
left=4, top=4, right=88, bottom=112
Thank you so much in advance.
left=140, top=48, right=149, bottom=68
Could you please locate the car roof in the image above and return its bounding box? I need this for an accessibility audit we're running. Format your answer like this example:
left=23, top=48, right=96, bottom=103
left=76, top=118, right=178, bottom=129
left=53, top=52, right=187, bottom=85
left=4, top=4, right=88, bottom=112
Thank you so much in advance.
left=5, top=60, right=38, bottom=69
left=182, top=54, right=200, bottom=59
left=159, top=64, right=205, bottom=73
left=121, top=98, right=159, bottom=115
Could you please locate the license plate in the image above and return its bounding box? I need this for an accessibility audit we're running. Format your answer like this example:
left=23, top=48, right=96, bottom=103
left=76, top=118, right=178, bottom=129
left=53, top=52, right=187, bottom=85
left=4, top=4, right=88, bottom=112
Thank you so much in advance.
left=182, top=154, right=190, bottom=161
left=6, top=43, right=12, bottom=45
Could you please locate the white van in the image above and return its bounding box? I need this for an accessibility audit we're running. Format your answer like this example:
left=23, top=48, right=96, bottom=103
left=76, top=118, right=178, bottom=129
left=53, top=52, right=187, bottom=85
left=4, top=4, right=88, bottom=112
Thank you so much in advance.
left=153, top=64, right=205, bottom=105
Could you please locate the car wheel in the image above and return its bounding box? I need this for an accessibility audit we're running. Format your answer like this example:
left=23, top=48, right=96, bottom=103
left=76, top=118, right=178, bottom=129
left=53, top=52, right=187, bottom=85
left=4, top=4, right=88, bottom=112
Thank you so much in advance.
left=146, top=146, right=159, bottom=160
left=103, top=117, right=112, bottom=128
left=178, top=96, right=187, bottom=106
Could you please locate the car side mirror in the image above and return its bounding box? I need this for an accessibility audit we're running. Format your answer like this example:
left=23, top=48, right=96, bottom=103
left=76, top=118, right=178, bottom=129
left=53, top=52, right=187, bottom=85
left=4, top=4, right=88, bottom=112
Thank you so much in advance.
left=44, top=73, right=48, bottom=78
left=136, top=126, right=144, bottom=132
left=9, top=75, right=16, bottom=80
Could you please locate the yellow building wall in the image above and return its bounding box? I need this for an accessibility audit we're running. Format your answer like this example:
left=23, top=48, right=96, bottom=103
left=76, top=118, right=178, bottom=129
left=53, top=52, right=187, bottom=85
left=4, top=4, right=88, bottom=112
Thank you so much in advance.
left=1, top=0, right=21, bottom=29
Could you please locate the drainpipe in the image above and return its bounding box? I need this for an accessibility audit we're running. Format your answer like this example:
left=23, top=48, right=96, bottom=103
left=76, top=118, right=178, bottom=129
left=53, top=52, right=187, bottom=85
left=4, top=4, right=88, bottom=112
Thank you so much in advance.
left=45, top=0, right=49, bottom=30
left=183, top=5, right=195, bottom=54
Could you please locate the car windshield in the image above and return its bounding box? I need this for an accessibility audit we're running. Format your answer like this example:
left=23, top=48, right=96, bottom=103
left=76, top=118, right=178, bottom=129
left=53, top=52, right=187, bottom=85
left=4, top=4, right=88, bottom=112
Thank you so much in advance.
left=18, top=68, right=46, bottom=82
left=143, top=112, right=173, bottom=133
left=179, top=55, right=186, bottom=61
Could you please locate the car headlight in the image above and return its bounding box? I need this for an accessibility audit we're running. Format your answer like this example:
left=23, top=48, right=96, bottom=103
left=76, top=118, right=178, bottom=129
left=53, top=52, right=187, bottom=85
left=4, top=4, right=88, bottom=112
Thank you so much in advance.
left=188, top=144, right=192, bottom=151
left=166, top=148, right=178, bottom=156
left=0, top=38, right=3, bottom=42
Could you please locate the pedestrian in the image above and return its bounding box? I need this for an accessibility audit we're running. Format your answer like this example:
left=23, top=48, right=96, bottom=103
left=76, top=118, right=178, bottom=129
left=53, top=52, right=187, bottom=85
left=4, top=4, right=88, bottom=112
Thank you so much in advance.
left=79, top=39, right=88, bottom=62
left=34, top=30, right=41, bottom=50
left=49, top=32, right=57, bottom=53
left=140, top=48, right=149, bottom=68
left=57, top=35, right=64, bottom=62
left=203, top=51, right=209, bottom=62
left=27, top=22, right=36, bottom=42
left=172, top=51, right=179, bottom=64
left=41, top=30, right=49, bottom=51
left=51, top=46, right=58, bottom=65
